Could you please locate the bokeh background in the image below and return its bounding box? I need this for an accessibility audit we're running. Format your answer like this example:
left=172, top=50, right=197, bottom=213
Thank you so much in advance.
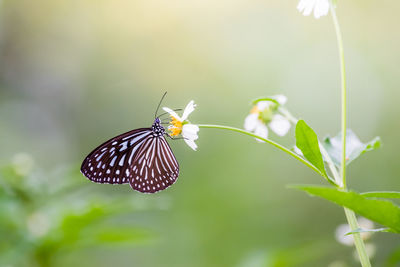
left=0, top=0, right=399, bottom=266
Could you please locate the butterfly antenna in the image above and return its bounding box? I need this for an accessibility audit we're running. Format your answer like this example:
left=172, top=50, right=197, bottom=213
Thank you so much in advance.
left=158, top=108, right=183, bottom=118
left=155, top=91, right=168, bottom=119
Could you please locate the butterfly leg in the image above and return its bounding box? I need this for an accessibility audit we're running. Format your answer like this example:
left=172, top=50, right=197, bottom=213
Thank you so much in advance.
left=166, top=134, right=188, bottom=141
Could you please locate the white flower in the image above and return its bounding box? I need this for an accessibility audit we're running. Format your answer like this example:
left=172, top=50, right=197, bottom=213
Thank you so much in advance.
left=297, top=0, right=330, bottom=19
left=335, top=217, right=374, bottom=246
left=163, top=100, right=199, bottom=151
left=244, top=95, right=291, bottom=142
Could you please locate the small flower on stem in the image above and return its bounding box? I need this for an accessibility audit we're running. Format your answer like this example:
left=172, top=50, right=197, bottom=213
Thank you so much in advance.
left=163, top=101, right=199, bottom=151
left=335, top=217, right=376, bottom=261
left=244, top=95, right=291, bottom=141
left=335, top=217, right=374, bottom=246
left=297, top=0, right=330, bottom=19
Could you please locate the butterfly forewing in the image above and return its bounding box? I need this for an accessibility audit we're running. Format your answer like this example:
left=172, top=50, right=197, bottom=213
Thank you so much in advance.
left=129, top=135, right=179, bottom=193
left=81, top=128, right=153, bottom=184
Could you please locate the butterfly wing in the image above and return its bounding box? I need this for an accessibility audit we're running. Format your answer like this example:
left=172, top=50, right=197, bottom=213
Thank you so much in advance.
left=81, top=128, right=153, bottom=184
left=129, top=135, right=179, bottom=193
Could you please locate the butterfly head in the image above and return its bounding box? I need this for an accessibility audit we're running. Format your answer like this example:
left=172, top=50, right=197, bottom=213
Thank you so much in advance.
left=152, top=117, right=165, bottom=137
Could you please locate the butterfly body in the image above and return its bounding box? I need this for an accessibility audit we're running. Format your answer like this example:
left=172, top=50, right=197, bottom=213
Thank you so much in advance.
left=151, top=117, right=166, bottom=136
left=81, top=118, right=179, bottom=193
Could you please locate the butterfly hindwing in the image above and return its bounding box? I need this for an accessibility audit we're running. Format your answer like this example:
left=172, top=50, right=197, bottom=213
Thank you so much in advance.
left=129, top=135, right=179, bottom=193
left=80, top=128, right=153, bottom=184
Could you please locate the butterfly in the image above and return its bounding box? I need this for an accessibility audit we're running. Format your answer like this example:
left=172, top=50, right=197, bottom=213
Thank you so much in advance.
left=80, top=94, right=180, bottom=193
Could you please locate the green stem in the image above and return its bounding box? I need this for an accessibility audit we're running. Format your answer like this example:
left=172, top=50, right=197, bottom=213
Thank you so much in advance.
left=330, top=1, right=371, bottom=266
left=344, top=208, right=371, bottom=267
left=197, top=124, right=333, bottom=184
left=330, top=0, right=347, bottom=188
left=319, top=146, right=342, bottom=187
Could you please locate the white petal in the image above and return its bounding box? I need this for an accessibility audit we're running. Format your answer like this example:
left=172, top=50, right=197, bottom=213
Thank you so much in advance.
left=181, top=100, right=196, bottom=121
left=254, top=122, right=268, bottom=143
left=273, top=94, right=287, bottom=105
left=244, top=114, right=259, bottom=131
left=162, top=107, right=181, bottom=121
left=357, top=217, right=374, bottom=240
left=182, top=124, right=199, bottom=141
left=269, top=114, right=291, bottom=136
left=297, top=0, right=317, bottom=16
left=182, top=124, right=199, bottom=150
left=335, top=217, right=374, bottom=246
left=184, top=139, right=198, bottom=151
left=313, top=0, right=329, bottom=18
left=297, top=0, right=312, bottom=11
left=358, top=217, right=374, bottom=230
left=335, top=224, right=354, bottom=246
left=256, top=101, right=271, bottom=111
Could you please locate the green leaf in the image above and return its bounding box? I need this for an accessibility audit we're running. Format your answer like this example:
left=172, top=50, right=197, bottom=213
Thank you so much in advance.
left=322, top=129, right=381, bottom=166
left=88, top=227, right=153, bottom=244
left=68, top=226, right=154, bottom=248
left=345, top=227, right=392, bottom=235
left=361, top=191, right=400, bottom=198
left=385, top=247, right=400, bottom=267
left=290, top=185, right=400, bottom=233
left=295, top=120, right=328, bottom=178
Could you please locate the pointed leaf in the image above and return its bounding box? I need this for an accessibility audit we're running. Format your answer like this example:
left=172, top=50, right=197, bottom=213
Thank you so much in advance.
left=290, top=185, right=400, bottom=233
left=361, top=191, right=400, bottom=198
left=345, top=227, right=392, bottom=236
left=295, top=120, right=328, bottom=178
left=322, top=130, right=381, bottom=166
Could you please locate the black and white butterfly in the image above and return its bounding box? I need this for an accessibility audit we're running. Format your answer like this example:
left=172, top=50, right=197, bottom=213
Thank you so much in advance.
left=80, top=95, right=179, bottom=193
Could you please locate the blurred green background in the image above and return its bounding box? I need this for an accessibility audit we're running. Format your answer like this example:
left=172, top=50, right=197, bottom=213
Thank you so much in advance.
left=0, top=0, right=399, bottom=266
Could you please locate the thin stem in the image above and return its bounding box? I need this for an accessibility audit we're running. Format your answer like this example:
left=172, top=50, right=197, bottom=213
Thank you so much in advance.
left=330, top=1, right=371, bottom=266
left=197, top=124, right=334, bottom=184
left=330, top=1, right=347, bottom=188
left=278, top=107, right=298, bottom=125
left=344, top=208, right=371, bottom=267
left=320, top=146, right=342, bottom=187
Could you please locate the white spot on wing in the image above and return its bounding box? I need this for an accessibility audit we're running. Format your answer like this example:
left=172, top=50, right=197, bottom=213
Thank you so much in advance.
left=119, top=154, right=126, bottom=166
left=129, top=131, right=151, bottom=145
left=110, top=156, right=117, bottom=167
left=96, top=151, right=106, bottom=161
left=119, top=141, right=128, bottom=152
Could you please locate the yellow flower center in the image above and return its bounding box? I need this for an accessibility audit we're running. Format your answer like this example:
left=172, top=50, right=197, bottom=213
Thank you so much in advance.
left=250, top=106, right=260, bottom=114
left=169, top=116, right=183, bottom=136
left=250, top=105, right=273, bottom=123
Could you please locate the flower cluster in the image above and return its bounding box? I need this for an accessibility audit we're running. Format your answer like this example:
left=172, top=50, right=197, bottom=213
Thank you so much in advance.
left=335, top=218, right=376, bottom=260
left=165, top=95, right=293, bottom=150
left=335, top=217, right=374, bottom=246
left=163, top=101, right=199, bottom=151
left=244, top=95, right=291, bottom=141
